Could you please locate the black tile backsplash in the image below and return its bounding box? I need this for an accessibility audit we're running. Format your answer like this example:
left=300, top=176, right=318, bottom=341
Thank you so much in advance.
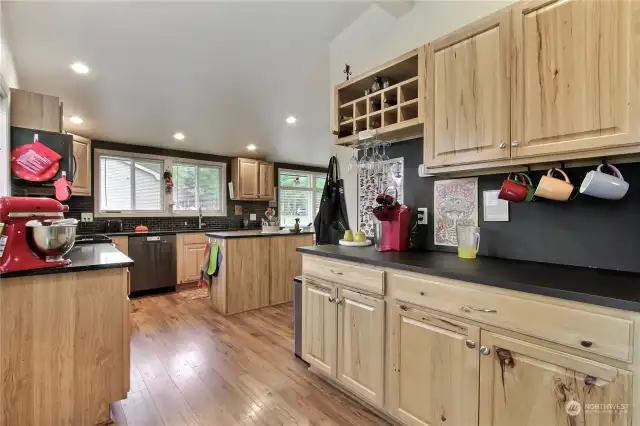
left=384, top=138, right=640, bottom=273
left=16, top=138, right=324, bottom=235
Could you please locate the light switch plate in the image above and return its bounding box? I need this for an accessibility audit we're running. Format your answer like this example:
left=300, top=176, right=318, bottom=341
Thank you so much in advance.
left=250, top=213, right=257, bottom=220
left=417, top=208, right=428, bottom=225
left=81, top=213, right=93, bottom=223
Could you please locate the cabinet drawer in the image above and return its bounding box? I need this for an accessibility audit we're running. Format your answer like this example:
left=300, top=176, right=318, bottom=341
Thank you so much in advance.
left=180, top=233, right=209, bottom=245
left=389, top=272, right=633, bottom=363
left=303, top=256, right=384, bottom=295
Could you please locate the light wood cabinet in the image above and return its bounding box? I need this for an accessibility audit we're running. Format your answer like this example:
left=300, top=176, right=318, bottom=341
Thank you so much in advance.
left=176, top=233, right=208, bottom=284
left=425, top=9, right=511, bottom=168
left=231, top=158, right=274, bottom=200
left=70, top=134, right=92, bottom=196
left=479, top=331, right=631, bottom=426
left=337, top=288, right=385, bottom=407
left=10, top=88, right=62, bottom=132
left=423, top=0, right=640, bottom=174
left=111, top=236, right=129, bottom=256
left=388, top=303, right=480, bottom=426
left=269, top=234, right=311, bottom=305
left=511, top=0, right=640, bottom=160
left=302, top=279, right=337, bottom=377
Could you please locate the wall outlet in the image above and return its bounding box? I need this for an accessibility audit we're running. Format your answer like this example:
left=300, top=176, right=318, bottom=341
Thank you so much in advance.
left=417, top=208, right=428, bottom=225
left=80, top=213, right=93, bottom=223
left=250, top=213, right=257, bottom=221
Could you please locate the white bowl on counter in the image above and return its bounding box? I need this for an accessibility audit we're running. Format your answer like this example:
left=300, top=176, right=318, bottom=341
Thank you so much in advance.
left=261, top=225, right=281, bottom=234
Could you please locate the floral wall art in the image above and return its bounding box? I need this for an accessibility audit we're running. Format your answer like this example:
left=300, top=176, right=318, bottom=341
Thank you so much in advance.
left=357, top=158, right=404, bottom=237
left=433, top=178, right=478, bottom=246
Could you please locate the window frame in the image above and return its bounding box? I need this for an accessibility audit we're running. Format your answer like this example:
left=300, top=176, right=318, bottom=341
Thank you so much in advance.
left=94, top=149, right=227, bottom=218
left=172, top=159, right=227, bottom=216
left=277, top=168, right=325, bottom=227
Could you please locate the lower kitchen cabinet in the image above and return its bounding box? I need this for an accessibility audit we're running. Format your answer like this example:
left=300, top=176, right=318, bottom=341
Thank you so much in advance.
left=337, top=288, right=385, bottom=407
left=388, top=303, right=480, bottom=426
left=302, top=279, right=337, bottom=377
left=479, top=331, right=631, bottom=426
left=181, top=243, right=206, bottom=283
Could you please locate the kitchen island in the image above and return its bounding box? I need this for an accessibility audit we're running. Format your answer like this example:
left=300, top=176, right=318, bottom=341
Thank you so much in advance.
left=296, top=245, right=639, bottom=426
left=206, top=230, right=313, bottom=314
left=0, top=243, right=132, bottom=426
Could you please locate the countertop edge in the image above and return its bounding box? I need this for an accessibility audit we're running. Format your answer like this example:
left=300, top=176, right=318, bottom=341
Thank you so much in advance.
left=296, top=247, right=640, bottom=312
left=206, top=231, right=314, bottom=239
left=0, top=260, right=134, bottom=279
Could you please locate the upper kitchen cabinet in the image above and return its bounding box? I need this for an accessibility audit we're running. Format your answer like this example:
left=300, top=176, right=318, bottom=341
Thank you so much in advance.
left=333, top=48, right=425, bottom=145
left=231, top=158, right=274, bottom=200
left=10, top=88, right=62, bottom=133
left=70, top=134, right=92, bottom=196
left=511, top=0, right=640, bottom=160
left=424, top=9, right=511, bottom=168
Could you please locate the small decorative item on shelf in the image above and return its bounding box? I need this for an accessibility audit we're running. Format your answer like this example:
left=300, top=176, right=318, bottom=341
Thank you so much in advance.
left=364, top=88, right=371, bottom=96
left=294, top=218, right=301, bottom=234
left=382, top=78, right=393, bottom=89
left=262, top=207, right=279, bottom=233
left=370, top=98, right=381, bottom=111
left=343, top=63, right=352, bottom=81
left=163, top=169, right=173, bottom=193
left=383, top=95, right=397, bottom=108
left=371, top=76, right=383, bottom=93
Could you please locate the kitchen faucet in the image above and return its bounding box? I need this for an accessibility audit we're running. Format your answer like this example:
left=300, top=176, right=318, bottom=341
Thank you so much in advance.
left=198, top=204, right=204, bottom=229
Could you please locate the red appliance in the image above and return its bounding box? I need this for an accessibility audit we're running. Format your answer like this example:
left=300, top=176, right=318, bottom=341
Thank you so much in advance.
left=374, top=204, right=411, bottom=252
left=0, top=197, right=70, bottom=273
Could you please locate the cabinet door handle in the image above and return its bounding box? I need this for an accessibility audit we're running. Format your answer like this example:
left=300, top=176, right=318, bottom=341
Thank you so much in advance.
left=335, top=298, right=342, bottom=305
left=465, top=340, right=476, bottom=349
left=328, top=296, right=335, bottom=302
left=511, top=141, right=520, bottom=147
left=480, top=346, right=491, bottom=356
left=498, top=142, right=507, bottom=149
left=329, top=269, right=343, bottom=275
left=462, top=305, right=497, bottom=313
left=581, top=340, right=594, bottom=348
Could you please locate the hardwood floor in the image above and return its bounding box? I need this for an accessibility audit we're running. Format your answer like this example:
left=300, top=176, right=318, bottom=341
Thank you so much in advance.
left=112, top=293, right=390, bottom=426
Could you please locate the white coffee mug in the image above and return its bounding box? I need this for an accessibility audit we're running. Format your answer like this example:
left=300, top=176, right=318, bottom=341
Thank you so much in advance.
left=579, top=164, right=629, bottom=200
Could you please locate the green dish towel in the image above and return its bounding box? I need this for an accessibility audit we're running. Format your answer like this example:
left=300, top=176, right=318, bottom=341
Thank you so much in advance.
left=207, top=243, right=220, bottom=276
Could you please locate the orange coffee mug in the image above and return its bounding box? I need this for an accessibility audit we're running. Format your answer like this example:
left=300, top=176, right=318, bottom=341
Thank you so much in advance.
left=534, top=168, right=574, bottom=201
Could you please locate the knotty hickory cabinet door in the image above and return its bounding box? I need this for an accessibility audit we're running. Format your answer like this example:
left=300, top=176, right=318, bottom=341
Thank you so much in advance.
left=388, top=304, right=480, bottom=426
left=478, top=331, right=631, bottom=426
left=336, top=288, right=385, bottom=407
left=425, top=9, right=511, bottom=168
left=511, top=0, right=640, bottom=160
left=301, top=279, right=337, bottom=377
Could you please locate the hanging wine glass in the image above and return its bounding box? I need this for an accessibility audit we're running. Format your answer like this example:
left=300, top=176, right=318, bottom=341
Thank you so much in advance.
left=348, top=147, right=359, bottom=174
left=359, top=142, right=371, bottom=175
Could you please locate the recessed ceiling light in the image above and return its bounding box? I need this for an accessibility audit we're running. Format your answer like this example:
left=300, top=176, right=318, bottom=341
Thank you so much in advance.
left=173, top=132, right=185, bottom=140
left=69, top=116, right=83, bottom=124
left=286, top=116, right=297, bottom=124
left=70, top=62, right=89, bottom=74
left=247, top=144, right=257, bottom=151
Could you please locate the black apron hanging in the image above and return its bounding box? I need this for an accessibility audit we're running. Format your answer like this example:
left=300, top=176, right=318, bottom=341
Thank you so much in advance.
left=314, top=156, right=350, bottom=244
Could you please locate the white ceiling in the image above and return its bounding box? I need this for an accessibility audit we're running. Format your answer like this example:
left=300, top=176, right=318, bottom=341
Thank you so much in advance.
left=5, top=1, right=371, bottom=166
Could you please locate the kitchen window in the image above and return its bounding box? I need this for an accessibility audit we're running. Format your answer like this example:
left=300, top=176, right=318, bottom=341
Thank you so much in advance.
left=172, top=163, right=225, bottom=214
left=95, top=149, right=226, bottom=217
left=278, top=169, right=326, bottom=227
left=98, top=154, right=164, bottom=213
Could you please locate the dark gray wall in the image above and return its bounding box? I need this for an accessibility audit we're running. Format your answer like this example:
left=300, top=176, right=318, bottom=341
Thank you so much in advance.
left=386, top=138, right=640, bottom=273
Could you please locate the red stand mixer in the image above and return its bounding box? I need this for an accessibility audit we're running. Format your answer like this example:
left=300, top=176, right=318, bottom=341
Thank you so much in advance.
left=0, top=197, right=75, bottom=273
left=372, top=188, right=411, bottom=252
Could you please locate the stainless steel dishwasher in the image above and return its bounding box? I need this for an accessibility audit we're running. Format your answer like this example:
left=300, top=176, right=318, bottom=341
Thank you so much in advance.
left=129, top=235, right=177, bottom=294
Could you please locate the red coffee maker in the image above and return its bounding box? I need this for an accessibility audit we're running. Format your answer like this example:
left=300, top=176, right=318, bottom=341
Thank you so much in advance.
left=372, top=188, right=411, bottom=252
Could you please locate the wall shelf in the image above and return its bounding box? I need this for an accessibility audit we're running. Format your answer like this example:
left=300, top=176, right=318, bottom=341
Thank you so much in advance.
left=333, top=48, right=425, bottom=145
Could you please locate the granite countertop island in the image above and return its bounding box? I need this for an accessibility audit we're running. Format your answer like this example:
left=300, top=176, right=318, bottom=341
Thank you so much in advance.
left=0, top=242, right=134, bottom=279
left=297, top=245, right=640, bottom=312
left=206, top=229, right=314, bottom=239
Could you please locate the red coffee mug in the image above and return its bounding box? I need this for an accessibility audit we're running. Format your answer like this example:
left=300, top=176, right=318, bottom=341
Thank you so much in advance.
left=498, top=173, right=528, bottom=202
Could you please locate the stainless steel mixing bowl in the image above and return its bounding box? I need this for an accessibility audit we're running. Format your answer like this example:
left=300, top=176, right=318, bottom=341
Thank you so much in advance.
left=26, top=218, right=78, bottom=259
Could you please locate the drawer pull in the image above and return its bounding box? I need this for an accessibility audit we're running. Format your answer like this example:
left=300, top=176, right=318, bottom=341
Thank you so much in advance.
left=462, top=305, right=497, bottom=313
left=399, top=305, right=408, bottom=311
left=465, top=340, right=476, bottom=349
left=328, top=296, right=335, bottom=302
left=581, top=340, right=594, bottom=348
left=329, top=269, right=343, bottom=275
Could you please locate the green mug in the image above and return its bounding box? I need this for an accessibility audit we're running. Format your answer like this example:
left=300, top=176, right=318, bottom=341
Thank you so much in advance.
left=510, top=172, right=536, bottom=201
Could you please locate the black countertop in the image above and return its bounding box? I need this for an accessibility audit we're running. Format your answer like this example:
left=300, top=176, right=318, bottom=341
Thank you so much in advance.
left=206, top=230, right=314, bottom=239
left=0, top=243, right=134, bottom=279
left=80, top=227, right=260, bottom=238
left=296, top=245, right=640, bottom=312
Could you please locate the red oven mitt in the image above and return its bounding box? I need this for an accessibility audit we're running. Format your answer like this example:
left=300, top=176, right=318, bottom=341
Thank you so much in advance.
left=54, top=172, right=72, bottom=201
